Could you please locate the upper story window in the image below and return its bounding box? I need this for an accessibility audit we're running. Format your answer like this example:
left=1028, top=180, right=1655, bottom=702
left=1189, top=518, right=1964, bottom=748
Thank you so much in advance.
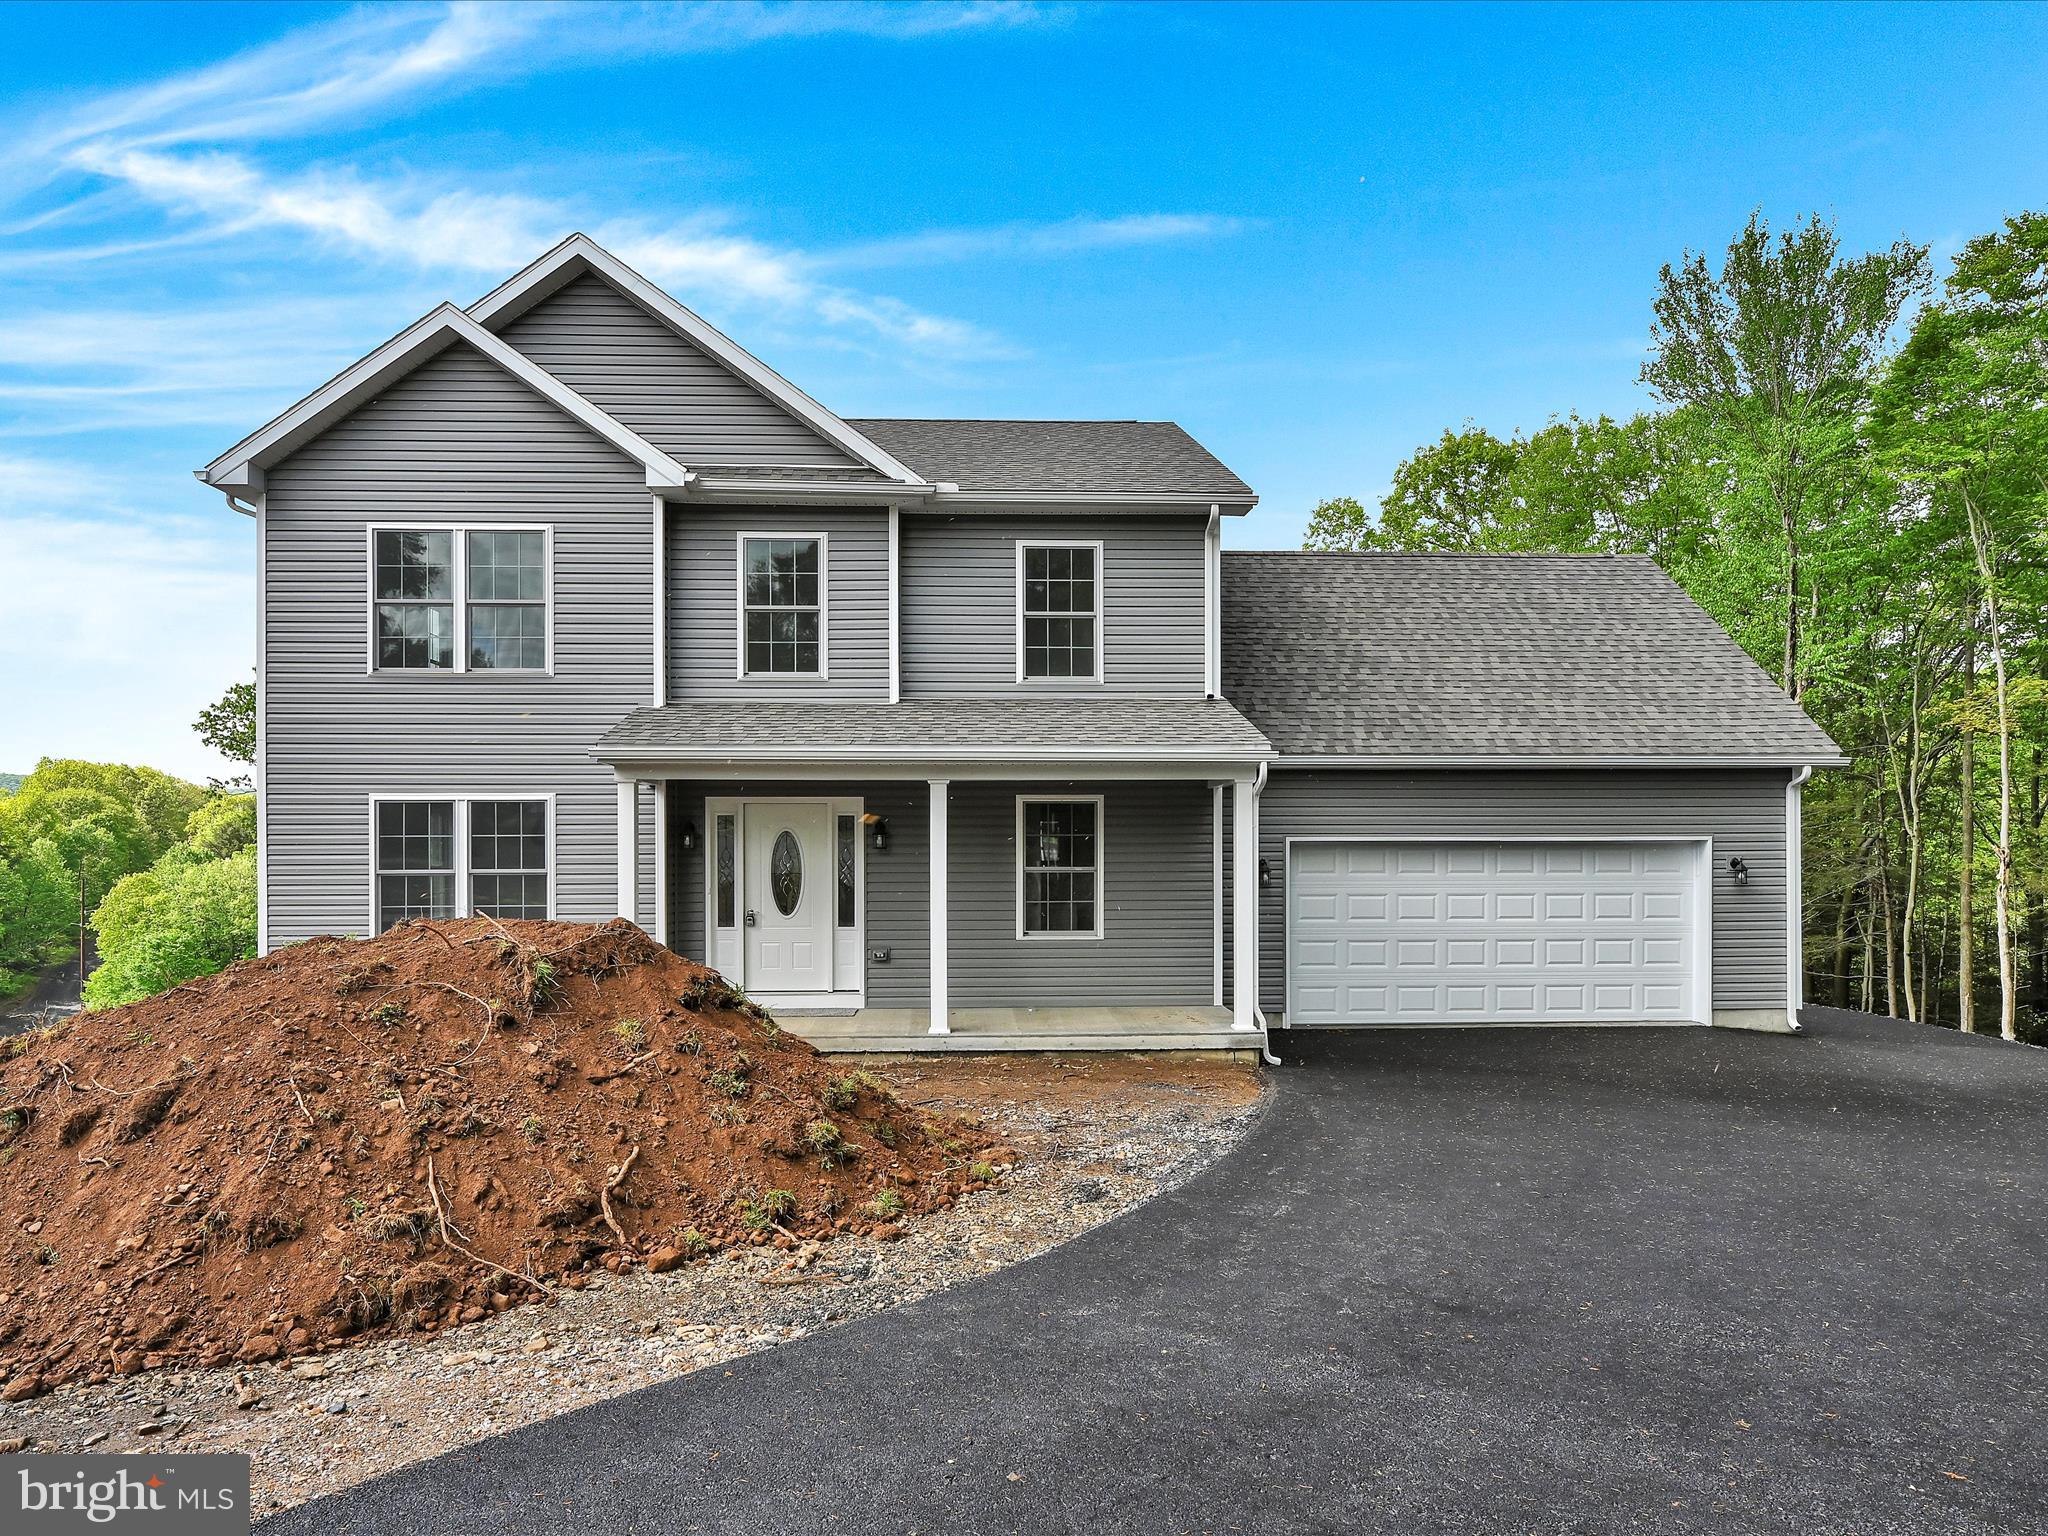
left=740, top=534, right=825, bottom=677
left=371, top=526, right=550, bottom=673
left=1017, top=541, right=1102, bottom=683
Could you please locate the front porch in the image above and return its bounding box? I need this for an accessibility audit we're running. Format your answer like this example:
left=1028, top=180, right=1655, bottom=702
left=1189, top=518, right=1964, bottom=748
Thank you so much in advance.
left=597, top=699, right=1274, bottom=1053
left=776, top=1002, right=1250, bottom=1054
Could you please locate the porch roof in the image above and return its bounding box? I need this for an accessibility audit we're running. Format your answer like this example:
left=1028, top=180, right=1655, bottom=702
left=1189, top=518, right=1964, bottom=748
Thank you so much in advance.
left=592, top=697, right=1274, bottom=767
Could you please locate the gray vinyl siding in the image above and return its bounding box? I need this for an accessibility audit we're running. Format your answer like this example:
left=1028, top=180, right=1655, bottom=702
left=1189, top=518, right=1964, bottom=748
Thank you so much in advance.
left=667, top=507, right=890, bottom=700
left=1236, top=768, right=1791, bottom=1018
left=496, top=273, right=859, bottom=468
left=898, top=514, right=1208, bottom=697
left=668, top=779, right=1215, bottom=1009
left=262, top=340, right=656, bottom=945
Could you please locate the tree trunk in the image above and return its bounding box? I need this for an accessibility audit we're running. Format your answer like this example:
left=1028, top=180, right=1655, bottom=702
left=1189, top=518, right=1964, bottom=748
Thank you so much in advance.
left=1959, top=622, right=1976, bottom=1033
left=1879, top=861, right=1900, bottom=1020
left=1965, top=493, right=2018, bottom=1042
left=1782, top=493, right=1801, bottom=701
left=1830, top=885, right=1853, bottom=1009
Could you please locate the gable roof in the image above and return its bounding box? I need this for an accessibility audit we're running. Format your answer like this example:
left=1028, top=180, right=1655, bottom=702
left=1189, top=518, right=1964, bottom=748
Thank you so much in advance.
left=1222, top=552, right=1846, bottom=765
left=469, top=234, right=928, bottom=487
left=196, top=304, right=690, bottom=500
left=850, top=419, right=1256, bottom=504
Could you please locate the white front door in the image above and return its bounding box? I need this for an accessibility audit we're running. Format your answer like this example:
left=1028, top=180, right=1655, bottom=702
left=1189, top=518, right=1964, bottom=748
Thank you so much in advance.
left=743, top=802, right=833, bottom=993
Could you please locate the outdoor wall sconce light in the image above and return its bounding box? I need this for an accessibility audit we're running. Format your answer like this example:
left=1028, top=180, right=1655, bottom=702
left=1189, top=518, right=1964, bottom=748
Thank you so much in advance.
left=1259, top=857, right=1272, bottom=889
left=679, top=821, right=697, bottom=853
left=1729, top=856, right=1749, bottom=887
left=864, top=813, right=889, bottom=852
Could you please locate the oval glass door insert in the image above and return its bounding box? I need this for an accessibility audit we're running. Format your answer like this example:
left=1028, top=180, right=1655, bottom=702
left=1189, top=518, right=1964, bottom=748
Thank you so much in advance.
left=770, top=829, right=803, bottom=916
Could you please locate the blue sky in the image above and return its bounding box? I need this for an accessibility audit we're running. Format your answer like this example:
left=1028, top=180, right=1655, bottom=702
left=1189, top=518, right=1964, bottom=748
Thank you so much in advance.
left=2, top=0, right=2044, bottom=780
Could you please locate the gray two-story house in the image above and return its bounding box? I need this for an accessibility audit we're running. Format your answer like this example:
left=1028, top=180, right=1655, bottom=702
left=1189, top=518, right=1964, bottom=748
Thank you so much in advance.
left=198, top=235, right=1843, bottom=1052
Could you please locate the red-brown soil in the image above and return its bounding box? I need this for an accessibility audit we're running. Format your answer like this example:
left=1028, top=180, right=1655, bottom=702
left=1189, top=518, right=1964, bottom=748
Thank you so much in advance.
left=0, top=919, right=996, bottom=1400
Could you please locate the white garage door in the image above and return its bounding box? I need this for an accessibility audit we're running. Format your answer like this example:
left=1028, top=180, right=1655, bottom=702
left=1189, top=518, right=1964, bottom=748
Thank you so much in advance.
left=1287, top=841, right=1702, bottom=1026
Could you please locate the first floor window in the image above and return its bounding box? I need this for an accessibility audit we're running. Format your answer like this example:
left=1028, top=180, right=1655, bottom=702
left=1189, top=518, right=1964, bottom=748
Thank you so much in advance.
left=741, top=535, right=823, bottom=675
left=1019, top=798, right=1102, bottom=937
left=373, top=526, right=548, bottom=672
left=376, top=801, right=455, bottom=928
left=470, top=800, right=548, bottom=918
left=374, top=798, right=548, bottom=932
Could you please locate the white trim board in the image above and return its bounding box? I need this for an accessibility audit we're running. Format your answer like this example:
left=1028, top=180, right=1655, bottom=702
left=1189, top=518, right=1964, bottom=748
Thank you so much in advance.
left=198, top=303, right=690, bottom=497
left=467, top=234, right=926, bottom=486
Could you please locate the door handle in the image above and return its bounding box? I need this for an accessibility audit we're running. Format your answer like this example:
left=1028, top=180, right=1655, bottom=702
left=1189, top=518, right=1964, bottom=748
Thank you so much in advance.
left=745, top=909, right=757, bottom=927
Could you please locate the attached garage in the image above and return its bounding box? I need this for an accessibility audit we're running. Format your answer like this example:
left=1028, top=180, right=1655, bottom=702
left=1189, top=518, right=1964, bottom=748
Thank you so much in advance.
left=1286, top=839, right=1708, bottom=1026
left=1220, top=552, right=1850, bottom=1035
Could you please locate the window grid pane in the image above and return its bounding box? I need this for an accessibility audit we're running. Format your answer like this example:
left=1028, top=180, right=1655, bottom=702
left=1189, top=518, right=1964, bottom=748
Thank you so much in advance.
left=374, top=530, right=458, bottom=671
left=375, top=801, right=455, bottom=931
left=742, top=537, right=822, bottom=675
left=1021, top=545, right=1097, bottom=680
left=467, top=530, right=546, bottom=670
left=1021, top=801, right=1099, bottom=935
left=469, top=800, right=547, bottom=919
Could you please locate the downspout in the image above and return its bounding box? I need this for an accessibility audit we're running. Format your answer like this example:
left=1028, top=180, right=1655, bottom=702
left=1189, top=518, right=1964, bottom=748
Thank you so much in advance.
left=1786, top=764, right=1813, bottom=1033
left=1250, top=760, right=1280, bottom=1065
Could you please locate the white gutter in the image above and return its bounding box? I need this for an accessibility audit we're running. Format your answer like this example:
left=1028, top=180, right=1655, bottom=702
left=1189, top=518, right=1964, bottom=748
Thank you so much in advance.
left=1786, top=765, right=1813, bottom=1033
left=1250, top=759, right=1279, bottom=1065
left=1271, top=754, right=1852, bottom=770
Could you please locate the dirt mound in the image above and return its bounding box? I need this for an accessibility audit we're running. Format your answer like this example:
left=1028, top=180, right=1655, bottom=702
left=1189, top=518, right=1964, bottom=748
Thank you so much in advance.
left=0, top=919, right=996, bottom=1399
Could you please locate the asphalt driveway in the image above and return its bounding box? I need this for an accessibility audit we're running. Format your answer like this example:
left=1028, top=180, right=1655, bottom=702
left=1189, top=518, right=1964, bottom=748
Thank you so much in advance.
left=269, top=1009, right=2048, bottom=1535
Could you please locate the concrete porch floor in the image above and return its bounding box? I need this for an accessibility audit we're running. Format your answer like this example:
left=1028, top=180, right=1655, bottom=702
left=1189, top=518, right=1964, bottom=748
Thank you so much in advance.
left=776, top=1003, right=1255, bottom=1054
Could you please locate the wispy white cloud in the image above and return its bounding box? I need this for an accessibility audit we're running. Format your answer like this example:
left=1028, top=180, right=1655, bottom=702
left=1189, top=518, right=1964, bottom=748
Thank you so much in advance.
left=818, top=214, right=1251, bottom=271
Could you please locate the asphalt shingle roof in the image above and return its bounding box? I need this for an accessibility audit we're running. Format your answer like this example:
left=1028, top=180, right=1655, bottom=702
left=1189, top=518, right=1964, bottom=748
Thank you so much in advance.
left=1222, top=552, right=1846, bottom=762
left=593, top=697, right=1273, bottom=763
left=846, top=419, right=1255, bottom=499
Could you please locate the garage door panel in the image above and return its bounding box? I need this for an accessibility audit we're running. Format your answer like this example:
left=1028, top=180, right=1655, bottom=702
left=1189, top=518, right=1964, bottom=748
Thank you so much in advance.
left=1289, top=840, right=1700, bottom=1025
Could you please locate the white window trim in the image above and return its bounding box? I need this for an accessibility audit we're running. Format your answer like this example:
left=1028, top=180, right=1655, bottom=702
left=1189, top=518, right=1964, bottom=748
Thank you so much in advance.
left=1014, top=539, right=1106, bottom=686
left=734, top=531, right=830, bottom=681
left=364, top=524, right=555, bottom=676
left=365, top=791, right=557, bottom=934
left=1015, top=793, right=1107, bottom=941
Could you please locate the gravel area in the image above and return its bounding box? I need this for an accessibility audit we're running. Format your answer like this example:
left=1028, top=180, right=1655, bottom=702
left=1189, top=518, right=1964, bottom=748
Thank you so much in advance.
left=0, top=1053, right=1263, bottom=1514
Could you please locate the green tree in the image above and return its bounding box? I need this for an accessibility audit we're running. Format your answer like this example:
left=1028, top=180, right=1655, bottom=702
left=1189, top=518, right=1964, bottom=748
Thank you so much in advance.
left=84, top=848, right=257, bottom=1009
left=1641, top=211, right=1931, bottom=701
left=0, top=839, right=72, bottom=993
left=193, top=674, right=255, bottom=792
left=184, top=794, right=257, bottom=859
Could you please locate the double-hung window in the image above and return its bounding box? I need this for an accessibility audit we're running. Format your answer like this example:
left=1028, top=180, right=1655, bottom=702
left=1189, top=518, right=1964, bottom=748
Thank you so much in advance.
left=372, top=526, right=549, bottom=673
left=373, top=797, right=550, bottom=932
left=1017, top=796, right=1104, bottom=939
left=1018, top=542, right=1102, bottom=682
left=739, top=534, right=825, bottom=677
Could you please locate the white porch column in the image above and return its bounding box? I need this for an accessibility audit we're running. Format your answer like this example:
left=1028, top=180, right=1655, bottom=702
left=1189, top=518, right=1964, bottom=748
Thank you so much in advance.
left=928, top=778, right=950, bottom=1034
left=615, top=776, right=639, bottom=922
left=1231, top=772, right=1260, bottom=1032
